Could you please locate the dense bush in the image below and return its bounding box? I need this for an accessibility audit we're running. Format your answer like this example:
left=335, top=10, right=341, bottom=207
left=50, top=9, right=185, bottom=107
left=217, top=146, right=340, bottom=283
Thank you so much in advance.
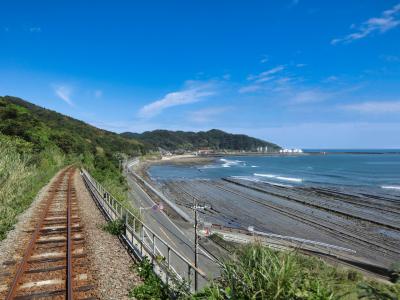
left=101, top=219, right=125, bottom=235
left=129, top=258, right=170, bottom=299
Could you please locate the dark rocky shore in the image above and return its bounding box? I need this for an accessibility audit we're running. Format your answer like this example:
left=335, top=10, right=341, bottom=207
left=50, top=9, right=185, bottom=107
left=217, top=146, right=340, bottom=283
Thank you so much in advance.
left=139, top=157, right=400, bottom=272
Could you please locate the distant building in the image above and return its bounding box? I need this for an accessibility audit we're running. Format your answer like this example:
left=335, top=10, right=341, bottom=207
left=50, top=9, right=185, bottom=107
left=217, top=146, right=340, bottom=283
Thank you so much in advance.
left=256, top=146, right=268, bottom=153
left=197, top=148, right=213, bottom=155
left=279, top=148, right=303, bottom=154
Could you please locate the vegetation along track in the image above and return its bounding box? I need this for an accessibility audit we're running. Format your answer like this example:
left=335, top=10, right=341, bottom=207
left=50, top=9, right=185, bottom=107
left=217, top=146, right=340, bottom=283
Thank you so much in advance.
left=0, top=166, right=97, bottom=300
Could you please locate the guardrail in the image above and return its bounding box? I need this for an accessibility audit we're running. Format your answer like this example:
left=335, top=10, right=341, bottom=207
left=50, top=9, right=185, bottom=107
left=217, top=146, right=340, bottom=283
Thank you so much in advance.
left=211, top=224, right=356, bottom=255
left=127, top=169, right=193, bottom=223
left=81, top=168, right=208, bottom=293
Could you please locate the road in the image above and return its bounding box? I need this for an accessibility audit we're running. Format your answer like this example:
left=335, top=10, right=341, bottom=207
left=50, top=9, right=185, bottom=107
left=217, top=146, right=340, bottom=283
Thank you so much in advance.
left=124, top=163, right=219, bottom=289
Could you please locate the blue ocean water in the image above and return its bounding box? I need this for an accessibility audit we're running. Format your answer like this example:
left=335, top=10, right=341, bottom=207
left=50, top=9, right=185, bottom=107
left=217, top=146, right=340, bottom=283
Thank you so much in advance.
left=148, top=152, right=400, bottom=196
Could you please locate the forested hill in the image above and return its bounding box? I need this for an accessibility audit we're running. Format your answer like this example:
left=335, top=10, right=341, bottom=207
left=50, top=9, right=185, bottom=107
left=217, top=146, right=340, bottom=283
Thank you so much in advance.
left=0, top=95, right=145, bottom=240
left=121, top=129, right=281, bottom=152
left=0, top=96, right=145, bottom=156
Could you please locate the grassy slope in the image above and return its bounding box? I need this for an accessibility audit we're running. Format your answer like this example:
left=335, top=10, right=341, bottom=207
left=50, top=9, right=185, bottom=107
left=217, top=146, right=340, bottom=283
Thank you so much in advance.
left=196, top=243, right=400, bottom=300
left=0, top=134, right=64, bottom=240
left=0, top=96, right=145, bottom=240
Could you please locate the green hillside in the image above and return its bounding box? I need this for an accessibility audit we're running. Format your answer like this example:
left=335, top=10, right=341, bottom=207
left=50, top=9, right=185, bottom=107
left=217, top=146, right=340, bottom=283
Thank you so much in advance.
left=1, top=96, right=145, bottom=155
left=0, top=96, right=145, bottom=239
left=121, top=129, right=281, bottom=152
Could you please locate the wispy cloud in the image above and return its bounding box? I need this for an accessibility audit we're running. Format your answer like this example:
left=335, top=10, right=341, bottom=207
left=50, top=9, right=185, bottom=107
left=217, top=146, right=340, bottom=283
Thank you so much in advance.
left=54, top=85, right=73, bottom=106
left=341, top=101, right=400, bottom=113
left=332, top=3, right=400, bottom=45
left=238, top=84, right=263, bottom=94
left=247, top=65, right=285, bottom=83
left=190, top=107, right=231, bottom=123
left=139, top=81, right=216, bottom=118
left=29, top=27, right=41, bottom=33
left=289, top=89, right=333, bottom=104
left=260, top=55, right=269, bottom=64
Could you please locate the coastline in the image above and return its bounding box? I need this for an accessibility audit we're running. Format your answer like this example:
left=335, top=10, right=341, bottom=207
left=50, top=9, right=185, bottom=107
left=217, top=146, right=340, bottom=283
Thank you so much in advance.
left=134, top=154, right=400, bottom=275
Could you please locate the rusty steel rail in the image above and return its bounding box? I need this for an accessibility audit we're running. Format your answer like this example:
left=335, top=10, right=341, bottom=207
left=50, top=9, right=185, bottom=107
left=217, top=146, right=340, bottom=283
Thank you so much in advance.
left=67, top=169, right=74, bottom=300
left=5, top=168, right=69, bottom=300
left=81, top=168, right=209, bottom=293
left=3, top=167, right=95, bottom=300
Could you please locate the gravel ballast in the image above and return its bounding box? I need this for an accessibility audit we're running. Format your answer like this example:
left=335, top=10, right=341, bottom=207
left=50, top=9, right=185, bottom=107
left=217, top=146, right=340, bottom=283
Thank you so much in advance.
left=74, top=171, right=141, bottom=300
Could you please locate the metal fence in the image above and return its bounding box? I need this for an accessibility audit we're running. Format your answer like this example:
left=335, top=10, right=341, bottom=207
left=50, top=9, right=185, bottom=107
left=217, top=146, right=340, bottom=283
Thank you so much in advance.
left=81, top=168, right=208, bottom=292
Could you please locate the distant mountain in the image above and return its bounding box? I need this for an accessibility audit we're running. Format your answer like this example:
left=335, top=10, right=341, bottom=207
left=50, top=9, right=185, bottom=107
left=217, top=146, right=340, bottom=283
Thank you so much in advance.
left=121, top=129, right=281, bottom=152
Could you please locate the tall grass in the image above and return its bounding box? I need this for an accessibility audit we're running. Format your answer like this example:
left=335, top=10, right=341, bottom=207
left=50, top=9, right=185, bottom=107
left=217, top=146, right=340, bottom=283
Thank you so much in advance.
left=0, top=134, right=65, bottom=240
left=195, top=243, right=400, bottom=300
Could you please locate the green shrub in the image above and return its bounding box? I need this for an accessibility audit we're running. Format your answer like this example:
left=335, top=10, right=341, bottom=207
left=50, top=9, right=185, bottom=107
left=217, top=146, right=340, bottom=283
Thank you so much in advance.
left=389, top=262, right=400, bottom=283
left=357, top=282, right=400, bottom=299
left=101, top=219, right=125, bottom=235
left=129, top=258, right=170, bottom=299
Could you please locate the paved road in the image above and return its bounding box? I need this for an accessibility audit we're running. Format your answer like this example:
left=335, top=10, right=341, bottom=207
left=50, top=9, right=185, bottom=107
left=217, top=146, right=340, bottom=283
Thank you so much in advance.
left=125, top=168, right=219, bottom=289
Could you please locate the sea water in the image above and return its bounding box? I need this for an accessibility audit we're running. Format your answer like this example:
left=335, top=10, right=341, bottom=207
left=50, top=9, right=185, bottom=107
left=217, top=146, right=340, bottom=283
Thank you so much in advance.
left=148, top=151, right=400, bottom=198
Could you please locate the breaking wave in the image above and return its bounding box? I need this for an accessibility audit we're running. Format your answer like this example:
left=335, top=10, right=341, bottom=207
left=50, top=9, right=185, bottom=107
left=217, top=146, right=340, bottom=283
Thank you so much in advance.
left=381, top=185, right=400, bottom=190
left=254, top=173, right=303, bottom=183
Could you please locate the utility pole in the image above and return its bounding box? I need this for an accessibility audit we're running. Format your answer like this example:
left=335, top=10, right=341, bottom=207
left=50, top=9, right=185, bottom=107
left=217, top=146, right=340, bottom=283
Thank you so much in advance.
left=191, top=198, right=209, bottom=291
left=193, top=197, right=198, bottom=291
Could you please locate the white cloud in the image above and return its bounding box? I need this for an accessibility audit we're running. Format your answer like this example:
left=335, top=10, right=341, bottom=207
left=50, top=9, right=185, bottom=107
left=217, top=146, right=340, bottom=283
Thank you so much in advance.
left=238, top=85, right=263, bottom=94
left=54, top=85, right=73, bottom=106
left=323, top=76, right=339, bottom=83
left=289, top=89, right=333, bottom=104
left=332, top=3, right=400, bottom=45
left=139, top=81, right=216, bottom=118
left=190, top=107, right=231, bottom=123
left=341, top=101, right=400, bottom=113
left=29, top=27, right=41, bottom=33
left=247, top=65, right=285, bottom=82
left=260, top=55, right=269, bottom=63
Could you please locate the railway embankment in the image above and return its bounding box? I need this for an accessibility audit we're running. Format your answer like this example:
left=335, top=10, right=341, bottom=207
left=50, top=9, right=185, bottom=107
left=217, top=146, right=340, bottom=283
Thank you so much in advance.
left=0, top=167, right=141, bottom=299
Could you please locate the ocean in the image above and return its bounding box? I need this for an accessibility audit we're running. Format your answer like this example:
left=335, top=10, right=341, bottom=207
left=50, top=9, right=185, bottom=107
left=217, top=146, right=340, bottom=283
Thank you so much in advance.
left=148, top=151, right=400, bottom=197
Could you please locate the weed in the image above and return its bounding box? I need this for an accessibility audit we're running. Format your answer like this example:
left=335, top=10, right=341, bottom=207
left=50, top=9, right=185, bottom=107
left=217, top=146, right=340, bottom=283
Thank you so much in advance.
left=101, top=219, right=125, bottom=235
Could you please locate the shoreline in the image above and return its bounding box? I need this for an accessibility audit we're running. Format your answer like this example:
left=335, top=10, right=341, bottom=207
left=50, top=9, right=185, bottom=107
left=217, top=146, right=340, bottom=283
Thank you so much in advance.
left=134, top=155, right=400, bottom=274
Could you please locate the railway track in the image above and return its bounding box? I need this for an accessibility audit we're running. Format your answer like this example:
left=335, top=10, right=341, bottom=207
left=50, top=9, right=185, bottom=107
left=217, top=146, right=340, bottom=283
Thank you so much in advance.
left=0, top=167, right=96, bottom=300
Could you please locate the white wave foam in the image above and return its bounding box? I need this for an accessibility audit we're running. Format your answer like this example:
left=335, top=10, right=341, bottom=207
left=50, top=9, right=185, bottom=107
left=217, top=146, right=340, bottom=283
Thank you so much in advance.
left=232, top=176, right=293, bottom=188
left=381, top=185, right=400, bottom=190
left=276, top=176, right=303, bottom=183
left=254, top=173, right=276, bottom=178
left=254, top=173, right=302, bottom=183
left=251, top=165, right=259, bottom=168
left=220, top=158, right=244, bottom=168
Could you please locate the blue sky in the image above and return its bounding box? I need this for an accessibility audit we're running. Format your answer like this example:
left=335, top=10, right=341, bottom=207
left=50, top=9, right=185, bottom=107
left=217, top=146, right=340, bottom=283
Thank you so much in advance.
left=1, top=1, right=400, bottom=148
